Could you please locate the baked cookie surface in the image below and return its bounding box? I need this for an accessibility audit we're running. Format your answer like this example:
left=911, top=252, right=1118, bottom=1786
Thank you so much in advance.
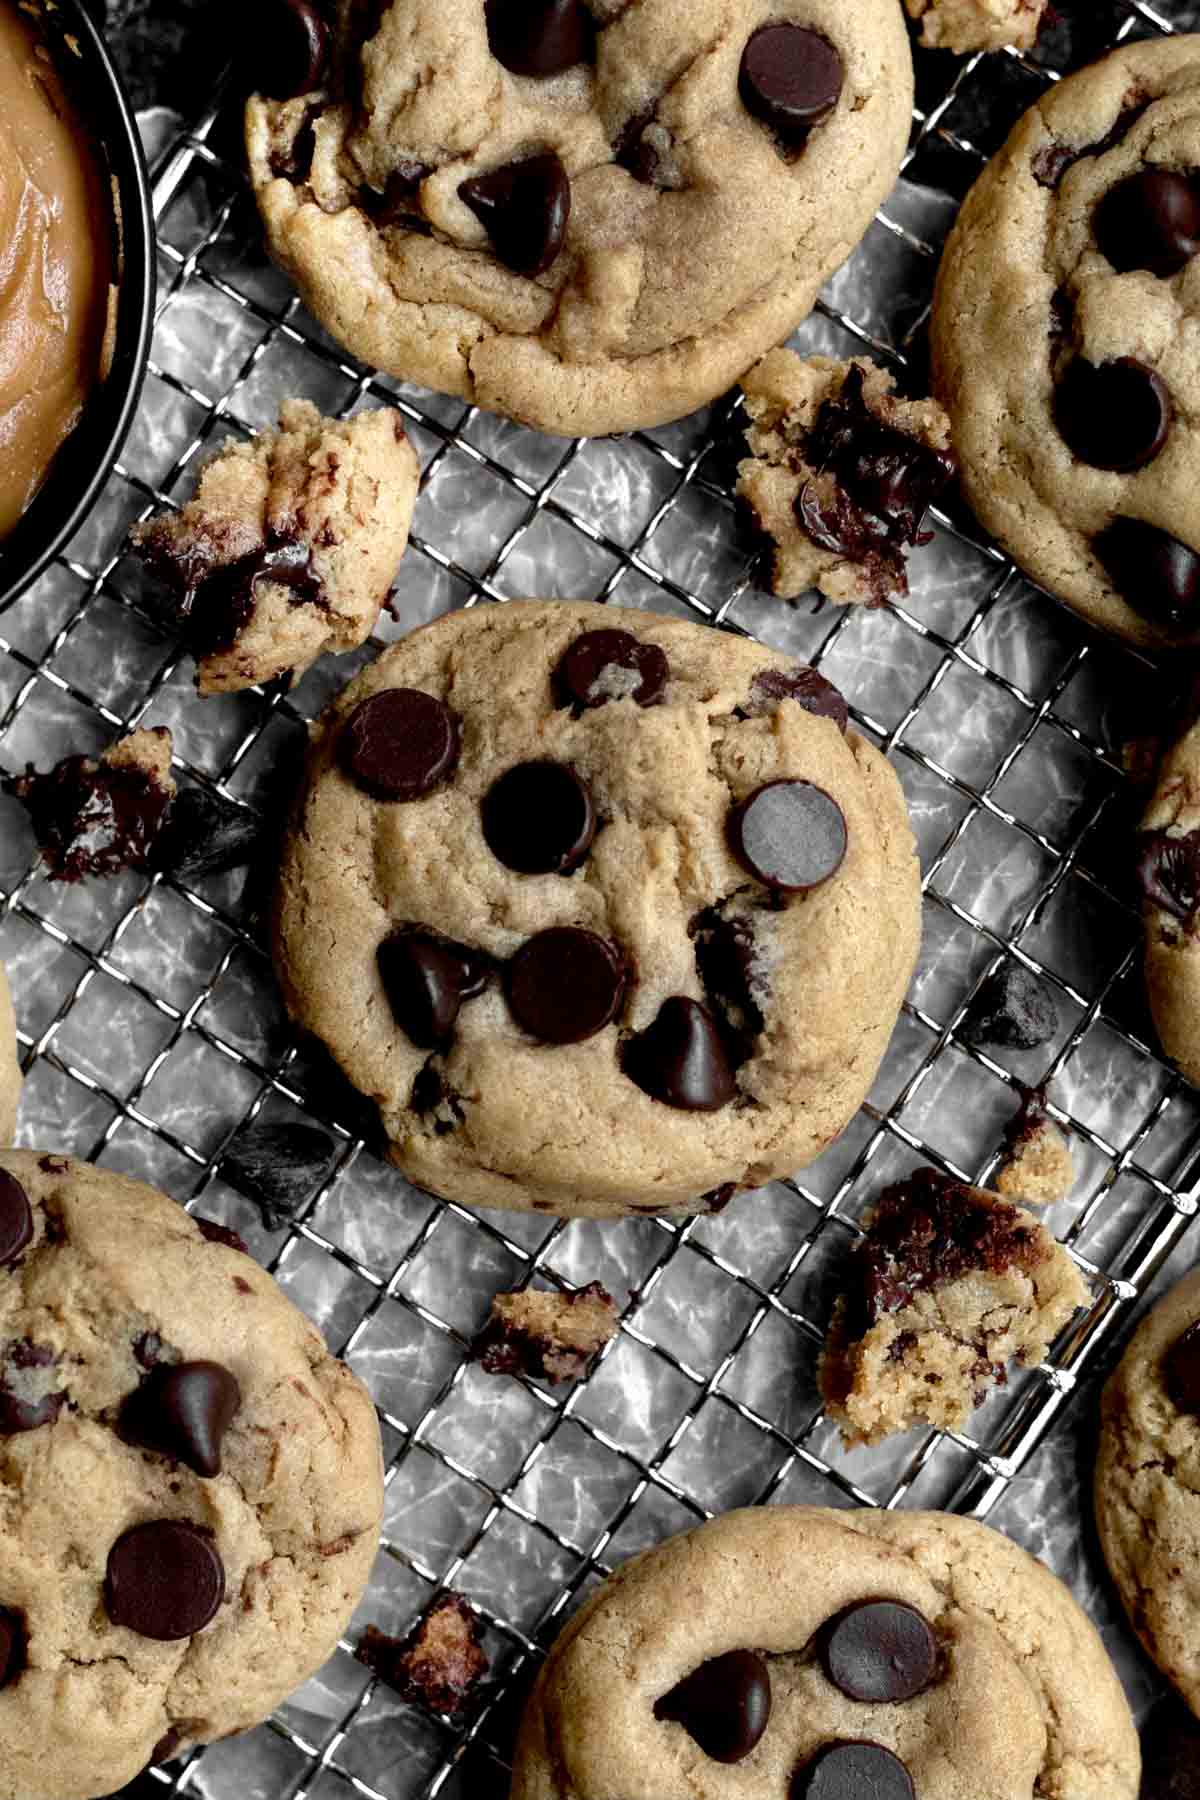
left=1138, top=715, right=1200, bottom=1084
left=0, top=1151, right=383, bottom=1800
left=273, top=600, right=921, bottom=1217
left=1096, top=1265, right=1200, bottom=1721
left=0, top=965, right=18, bottom=1146
left=509, top=1504, right=1140, bottom=1800
left=932, top=36, right=1200, bottom=648
left=245, top=0, right=913, bottom=437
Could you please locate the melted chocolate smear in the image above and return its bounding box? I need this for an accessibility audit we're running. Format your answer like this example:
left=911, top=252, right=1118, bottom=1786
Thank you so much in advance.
left=1095, top=517, right=1200, bottom=633
left=1138, top=828, right=1200, bottom=921
left=188, top=541, right=324, bottom=658
left=6, top=754, right=172, bottom=883
left=796, top=366, right=956, bottom=591
left=378, top=930, right=492, bottom=1048
left=654, top=1650, right=771, bottom=1764
left=746, top=666, right=848, bottom=732
left=1032, top=95, right=1149, bottom=190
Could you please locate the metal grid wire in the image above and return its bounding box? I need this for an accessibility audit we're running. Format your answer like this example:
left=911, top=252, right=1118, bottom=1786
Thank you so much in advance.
left=4, top=4, right=1200, bottom=1794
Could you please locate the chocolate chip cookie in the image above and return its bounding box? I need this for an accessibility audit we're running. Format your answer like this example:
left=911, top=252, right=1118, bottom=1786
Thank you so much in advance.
left=510, top=1504, right=1140, bottom=1800
left=0, top=1150, right=383, bottom=1800
left=1137, top=714, right=1200, bottom=1084
left=244, top=0, right=914, bottom=438
left=905, top=0, right=1046, bottom=55
left=0, top=965, right=18, bottom=1146
left=931, top=36, right=1200, bottom=648
left=1096, top=1265, right=1200, bottom=1722
left=273, top=600, right=921, bottom=1217
left=130, top=401, right=418, bottom=694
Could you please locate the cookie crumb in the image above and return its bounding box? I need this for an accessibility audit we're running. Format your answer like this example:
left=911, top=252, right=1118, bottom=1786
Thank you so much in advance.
left=5, top=728, right=175, bottom=882
left=905, top=0, right=1046, bottom=53
left=357, top=1595, right=488, bottom=1715
left=476, top=1282, right=618, bottom=1383
left=995, top=1090, right=1073, bottom=1206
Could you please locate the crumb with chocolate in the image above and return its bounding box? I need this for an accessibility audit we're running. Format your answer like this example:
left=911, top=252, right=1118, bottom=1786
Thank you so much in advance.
left=476, top=1283, right=618, bottom=1384
left=995, top=1089, right=1074, bottom=1207
left=357, top=1594, right=488, bottom=1715
left=6, top=728, right=175, bottom=882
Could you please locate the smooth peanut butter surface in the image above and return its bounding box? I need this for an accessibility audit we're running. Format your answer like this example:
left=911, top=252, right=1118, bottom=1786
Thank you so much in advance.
left=0, top=0, right=112, bottom=539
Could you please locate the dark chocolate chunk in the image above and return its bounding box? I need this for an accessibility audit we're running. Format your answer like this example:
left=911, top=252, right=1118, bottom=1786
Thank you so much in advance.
left=622, top=996, right=737, bottom=1111
left=270, top=111, right=317, bottom=183
left=818, top=1600, right=938, bottom=1703
left=6, top=747, right=173, bottom=883
left=654, top=1649, right=771, bottom=1764
left=1095, top=169, right=1200, bottom=278
left=692, top=907, right=763, bottom=1063
left=1165, top=1321, right=1200, bottom=1416
left=248, top=0, right=329, bottom=98
left=194, top=1217, right=252, bottom=1256
left=747, top=666, right=849, bottom=733
left=360, top=160, right=433, bottom=230
left=506, top=927, right=626, bottom=1043
left=1138, top=828, right=1200, bottom=922
left=340, top=689, right=462, bottom=803
left=0, top=1173, right=32, bottom=1267
left=410, top=1063, right=466, bottom=1132
left=960, top=961, right=1057, bottom=1051
left=459, top=152, right=571, bottom=277
left=219, top=1122, right=335, bottom=1230
left=356, top=1594, right=488, bottom=1714
left=485, top=0, right=593, bottom=76
left=728, top=780, right=847, bottom=893
left=147, top=537, right=324, bottom=660
left=0, top=1341, right=66, bottom=1434
left=739, top=24, right=843, bottom=146
left=614, top=107, right=685, bottom=190
left=0, top=1609, right=24, bottom=1689
left=119, top=1361, right=242, bottom=1479
left=150, top=786, right=261, bottom=881
left=1054, top=357, right=1169, bottom=472
left=791, top=1741, right=915, bottom=1800
left=378, top=930, right=491, bottom=1048
left=1139, top=1696, right=1200, bottom=1800
left=481, top=761, right=596, bottom=875
left=553, top=628, right=668, bottom=711
left=105, top=1520, right=225, bottom=1640
left=1095, top=517, right=1200, bottom=633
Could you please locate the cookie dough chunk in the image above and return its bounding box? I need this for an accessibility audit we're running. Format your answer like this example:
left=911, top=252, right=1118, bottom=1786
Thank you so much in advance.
left=1095, top=1265, right=1200, bottom=1720
left=510, top=1504, right=1140, bottom=1800
left=1138, top=714, right=1200, bottom=1084
left=273, top=600, right=921, bottom=1217
left=6, top=728, right=174, bottom=882
left=905, top=0, right=1046, bottom=55
left=994, top=1091, right=1073, bottom=1205
left=130, top=402, right=418, bottom=695
left=477, top=1281, right=617, bottom=1382
left=0, top=1150, right=383, bottom=1800
left=738, top=352, right=955, bottom=605
left=244, top=0, right=914, bottom=438
left=820, top=1167, right=1087, bottom=1444
left=932, top=37, right=1200, bottom=649
left=0, top=965, right=18, bottom=1146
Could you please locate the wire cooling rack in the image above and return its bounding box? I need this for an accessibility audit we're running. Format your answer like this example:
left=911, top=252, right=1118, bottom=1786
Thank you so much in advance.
left=4, top=5, right=1200, bottom=1794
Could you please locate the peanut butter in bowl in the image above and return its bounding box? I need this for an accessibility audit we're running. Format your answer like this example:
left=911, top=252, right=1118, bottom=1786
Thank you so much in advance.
left=0, top=0, right=115, bottom=540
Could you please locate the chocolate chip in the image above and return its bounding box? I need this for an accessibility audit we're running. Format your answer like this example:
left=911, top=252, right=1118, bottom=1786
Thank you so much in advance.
left=791, top=1741, right=915, bottom=1800
left=748, top=666, right=849, bottom=732
left=960, top=961, right=1057, bottom=1051
left=0, top=1341, right=65, bottom=1434
left=1054, top=358, right=1169, bottom=472
left=1095, top=169, right=1200, bottom=278
left=119, top=1361, right=242, bottom=1479
left=6, top=752, right=173, bottom=883
left=481, top=761, right=596, bottom=875
left=378, top=931, right=491, bottom=1048
left=728, top=780, right=847, bottom=893
left=1032, top=97, right=1151, bottom=193
left=249, top=0, right=329, bottom=99
left=340, top=690, right=462, bottom=803
left=410, top=1063, right=465, bottom=1132
left=818, top=1600, right=938, bottom=1703
left=194, top=1217, right=251, bottom=1256
left=220, top=1122, right=335, bottom=1230
left=0, top=1174, right=32, bottom=1267
left=459, top=152, right=571, bottom=277
left=0, top=1609, right=24, bottom=1688
left=360, top=160, right=433, bottom=230
left=739, top=24, right=843, bottom=147
left=105, top=1521, right=225, bottom=1640
left=1095, top=518, right=1200, bottom=632
left=506, top=928, right=626, bottom=1043
left=1138, top=829, right=1200, bottom=921
left=553, top=628, right=668, bottom=711
left=150, top=787, right=261, bottom=881
left=622, top=996, right=737, bottom=1111
left=654, top=1649, right=771, bottom=1764
left=485, top=0, right=593, bottom=76
left=1165, top=1322, right=1200, bottom=1415
left=614, top=108, right=685, bottom=190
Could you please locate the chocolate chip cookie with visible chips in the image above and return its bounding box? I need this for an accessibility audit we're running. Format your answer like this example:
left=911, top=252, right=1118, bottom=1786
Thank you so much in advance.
left=932, top=36, right=1200, bottom=649
left=273, top=600, right=921, bottom=1217
left=509, top=1505, right=1139, bottom=1800
left=0, top=1150, right=382, bottom=1800
left=244, top=0, right=913, bottom=437
left=1137, top=711, right=1200, bottom=1085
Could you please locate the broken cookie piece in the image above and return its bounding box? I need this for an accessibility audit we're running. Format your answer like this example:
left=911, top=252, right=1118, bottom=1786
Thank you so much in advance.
left=357, top=1594, right=488, bottom=1715
left=130, top=400, right=419, bottom=695
left=905, top=0, right=1047, bottom=54
left=737, top=351, right=955, bottom=607
left=476, top=1282, right=618, bottom=1384
left=820, top=1166, right=1087, bottom=1445
left=995, top=1089, right=1074, bottom=1207
left=5, top=728, right=175, bottom=882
